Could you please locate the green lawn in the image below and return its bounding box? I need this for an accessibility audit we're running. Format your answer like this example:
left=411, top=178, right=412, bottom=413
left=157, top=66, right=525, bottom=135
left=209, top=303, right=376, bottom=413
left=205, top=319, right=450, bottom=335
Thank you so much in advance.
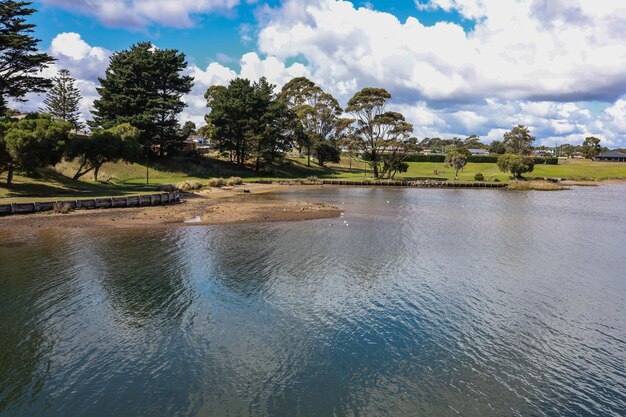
left=2, top=157, right=625, bottom=203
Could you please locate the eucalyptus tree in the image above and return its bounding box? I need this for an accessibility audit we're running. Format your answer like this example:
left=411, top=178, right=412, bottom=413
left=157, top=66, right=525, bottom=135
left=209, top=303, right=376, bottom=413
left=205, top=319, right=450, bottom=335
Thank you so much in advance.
left=43, top=69, right=83, bottom=130
left=503, top=125, right=534, bottom=155
left=497, top=154, right=535, bottom=179
left=581, top=136, right=602, bottom=159
left=346, top=88, right=414, bottom=179
left=279, top=77, right=343, bottom=166
left=91, top=42, right=193, bottom=155
left=0, top=1, right=55, bottom=116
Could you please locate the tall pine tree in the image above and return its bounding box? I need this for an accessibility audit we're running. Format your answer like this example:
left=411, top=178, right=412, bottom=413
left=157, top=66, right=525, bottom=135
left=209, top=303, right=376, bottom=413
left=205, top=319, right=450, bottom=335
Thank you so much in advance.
left=0, top=1, right=54, bottom=116
left=43, top=69, right=83, bottom=130
left=90, top=42, right=193, bottom=155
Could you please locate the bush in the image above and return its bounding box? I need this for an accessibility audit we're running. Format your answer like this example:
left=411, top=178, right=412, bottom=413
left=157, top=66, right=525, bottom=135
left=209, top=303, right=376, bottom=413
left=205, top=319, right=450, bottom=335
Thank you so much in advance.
left=474, top=173, right=485, bottom=181
left=156, top=183, right=176, bottom=192
left=497, top=154, right=535, bottom=179
left=52, top=202, right=72, bottom=214
left=226, top=176, right=243, bottom=186
left=208, top=177, right=226, bottom=187
left=174, top=180, right=203, bottom=192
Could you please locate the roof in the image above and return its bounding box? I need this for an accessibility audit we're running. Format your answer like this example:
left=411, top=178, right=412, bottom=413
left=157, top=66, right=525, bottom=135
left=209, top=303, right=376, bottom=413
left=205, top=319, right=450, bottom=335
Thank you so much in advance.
left=596, top=151, right=626, bottom=158
left=468, top=148, right=488, bottom=154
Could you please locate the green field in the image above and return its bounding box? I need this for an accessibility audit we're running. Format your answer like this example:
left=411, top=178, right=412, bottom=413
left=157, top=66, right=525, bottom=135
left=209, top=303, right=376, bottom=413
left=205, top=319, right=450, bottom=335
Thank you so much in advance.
left=1, top=156, right=625, bottom=203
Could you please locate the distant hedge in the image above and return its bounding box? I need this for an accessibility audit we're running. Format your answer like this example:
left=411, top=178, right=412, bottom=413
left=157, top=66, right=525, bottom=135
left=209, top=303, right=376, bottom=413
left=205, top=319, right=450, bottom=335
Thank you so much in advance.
left=403, top=154, right=558, bottom=165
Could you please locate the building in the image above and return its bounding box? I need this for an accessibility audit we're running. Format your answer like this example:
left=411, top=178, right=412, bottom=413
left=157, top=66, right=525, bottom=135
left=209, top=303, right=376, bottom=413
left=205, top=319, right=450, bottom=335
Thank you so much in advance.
left=570, top=152, right=585, bottom=159
left=534, top=149, right=554, bottom=157
left=594, top=151, right=626, bottom=162
left=468, top=148, right=489, bottom=156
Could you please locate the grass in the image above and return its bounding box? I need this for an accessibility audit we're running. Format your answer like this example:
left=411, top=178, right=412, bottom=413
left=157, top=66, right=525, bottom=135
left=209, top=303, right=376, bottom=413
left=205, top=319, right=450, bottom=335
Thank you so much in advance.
left=1, top=156, right=625, bottom=203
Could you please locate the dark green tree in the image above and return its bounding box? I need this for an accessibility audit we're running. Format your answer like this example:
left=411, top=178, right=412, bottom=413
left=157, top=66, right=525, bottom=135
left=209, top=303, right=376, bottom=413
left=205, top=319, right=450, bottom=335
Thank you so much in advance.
left=497, top=153, right=535, bottom=179
left=444, top=147, right=471, bottom=180
left=43, top=69, right=83, bottom=130
left=65, top=123, right=140, bottom=181
left=581, top=136, right=602, bottom=159
left=314, top=142, right=341, bottom=167
left=0, top=114, right=70, bottom=184
left=0, top=1, right=55, bottom=116
left=179, top=121, right=196, bottom=139
left=503, top=125, right=534, bottom=155
left=489, top=140, right=506, bottom=154
left=90, top=42, right=193, bottom=155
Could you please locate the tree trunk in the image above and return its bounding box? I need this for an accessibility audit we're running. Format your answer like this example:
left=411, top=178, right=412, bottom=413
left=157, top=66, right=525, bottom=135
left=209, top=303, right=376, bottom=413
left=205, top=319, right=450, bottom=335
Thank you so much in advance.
left=7, top=167, right=14, bottom=185
left=307, top=146, right=311, bottom=167
left=94, top=164, right=101, bottom=182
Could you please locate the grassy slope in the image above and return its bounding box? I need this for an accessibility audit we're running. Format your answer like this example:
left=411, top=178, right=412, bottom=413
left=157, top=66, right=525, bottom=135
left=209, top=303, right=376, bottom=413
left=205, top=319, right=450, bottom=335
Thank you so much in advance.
left=1, top=156, right=625, bottom=202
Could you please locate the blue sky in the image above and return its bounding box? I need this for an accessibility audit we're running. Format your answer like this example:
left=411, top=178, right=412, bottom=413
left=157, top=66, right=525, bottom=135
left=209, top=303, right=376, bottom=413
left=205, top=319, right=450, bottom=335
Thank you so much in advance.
left=20, top=0, right=626, bottom=147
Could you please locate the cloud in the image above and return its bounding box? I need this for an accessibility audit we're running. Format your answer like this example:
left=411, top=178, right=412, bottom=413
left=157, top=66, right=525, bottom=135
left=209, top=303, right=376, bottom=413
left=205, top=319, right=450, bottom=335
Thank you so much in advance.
left=258, top=0, right=626, bottom=104
left=41, top=0, right=240, bottom=28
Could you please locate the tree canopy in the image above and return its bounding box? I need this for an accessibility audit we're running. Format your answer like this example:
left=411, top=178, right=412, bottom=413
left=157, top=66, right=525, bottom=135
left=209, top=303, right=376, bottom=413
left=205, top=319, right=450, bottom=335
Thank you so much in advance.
left=279, top=77, right=343, bottom=166
left=503, top=125, right=534, bottom=155
left=43, top=69, right=83, bottom=130
left=0, top=114, right=70, bottom=184
left=90, top=42, right=193, bottom=155
left=497, top=153, right=535, bottom=179
left=581, top=136, right=602, bottom=159
left=0, top=1, right=55, bottom=116
left=444, top=147, right=471, bottom=180
left=346, top=88, right=414, bottom=179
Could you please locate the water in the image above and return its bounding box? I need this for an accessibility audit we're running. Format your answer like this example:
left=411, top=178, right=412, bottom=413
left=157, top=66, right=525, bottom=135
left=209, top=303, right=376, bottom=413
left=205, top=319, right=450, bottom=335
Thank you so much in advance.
left=1, top=185, right=625, bottom=417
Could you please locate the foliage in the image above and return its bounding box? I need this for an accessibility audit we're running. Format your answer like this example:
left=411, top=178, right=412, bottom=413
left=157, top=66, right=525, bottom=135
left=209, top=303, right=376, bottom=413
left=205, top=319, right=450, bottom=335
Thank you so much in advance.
left=444, top=147, right=471, bottom=179
left=474, top=172, right=484, bottom=181
left=0, top=1, right=54, bottom=116
left=207, top=177, right=226, bottom=187
left=179, top=121, right=196, bottom=139
left=90, top=42, right=193, bottom=155
left=65, top=123, right=140, bottom=181
left=346, top=88, right=414, bottom=178
left=0, top=114, right=70, bottom=184
left=43, top=69, right=83, bottom=130
left=503, top=125, right=535, bottom=155
left=581, top=136, right=602, bottom=159
left=279, top=77, right=343, bottom=166
left=489, top=140, right=506, bottom=154
left=226, top=176, right=243, bottom=186
left=497, top=153, right=535, bottom=178
left=206, top=77, right=296, bottom=170
left=314, top=142, right=341, bottom=167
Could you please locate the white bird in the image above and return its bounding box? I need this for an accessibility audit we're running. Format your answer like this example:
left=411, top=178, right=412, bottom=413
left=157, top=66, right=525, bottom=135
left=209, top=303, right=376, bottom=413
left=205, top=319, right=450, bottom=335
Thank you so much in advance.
left=386, top=200, right=390, bottom=203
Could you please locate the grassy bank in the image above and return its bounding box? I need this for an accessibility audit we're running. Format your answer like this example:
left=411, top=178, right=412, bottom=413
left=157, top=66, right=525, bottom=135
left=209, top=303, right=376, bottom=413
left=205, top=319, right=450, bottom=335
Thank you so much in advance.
left=1, top=156, right=625, bottom=202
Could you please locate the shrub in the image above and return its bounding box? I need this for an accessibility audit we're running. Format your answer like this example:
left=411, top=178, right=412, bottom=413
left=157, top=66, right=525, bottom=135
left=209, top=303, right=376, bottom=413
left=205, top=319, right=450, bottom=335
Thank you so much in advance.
left=175, top=180, right=203, bottom=192
left=52, top=202, right=72, bottom=214
left=497, top=154, right=535, bottom=179
left=156, top=183, right=176, bottom=192
left=208, top=177, right=226, bottom=187
left=474, top=173, right=485, bottom=181
left=226, top=177, right=243, bottom=186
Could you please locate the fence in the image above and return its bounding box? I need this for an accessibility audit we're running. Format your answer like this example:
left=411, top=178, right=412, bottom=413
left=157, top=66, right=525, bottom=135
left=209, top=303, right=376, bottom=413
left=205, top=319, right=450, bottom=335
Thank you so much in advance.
left=0, top=191, right=180, bottom=216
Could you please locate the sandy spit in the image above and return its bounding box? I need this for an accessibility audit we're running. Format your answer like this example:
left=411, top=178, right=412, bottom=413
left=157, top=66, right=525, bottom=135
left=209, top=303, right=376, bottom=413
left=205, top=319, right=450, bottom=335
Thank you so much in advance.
left=0, top=183, right=340, bottom=231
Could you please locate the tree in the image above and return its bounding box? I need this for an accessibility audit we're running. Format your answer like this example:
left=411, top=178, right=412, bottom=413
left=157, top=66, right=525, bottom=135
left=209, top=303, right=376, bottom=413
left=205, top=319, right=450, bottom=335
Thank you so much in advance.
left=489, top=140, right=506, bottom=154
left=205, top=77, right=297, bottom=170
left=346, top=88, right=414, bottom=179
left=0, top=1, right=55, bottom=116
left=497, top=153, right=535, bottom=179
left=90, top=42, right=193, bottom=155
left=464, top=135, right=483, bottom=149
left=444, top=147, right=471, bottom=180
left=314, top=142, right=341, bottom=167
left=581, top=136, right=602, bottom=159
left=65, top=123, right=140, bottom=181
left=0, top=114, right=70, bottom=184
left=43, top=69, right=83, bottom=130
left=279, top=77, right=343, bottom=167
left=503, top=125, right=534, bottom=155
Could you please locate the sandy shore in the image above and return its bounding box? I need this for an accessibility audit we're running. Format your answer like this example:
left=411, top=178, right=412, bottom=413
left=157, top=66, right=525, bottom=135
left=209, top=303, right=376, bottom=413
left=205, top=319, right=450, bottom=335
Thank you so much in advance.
left=0, top=183, right=340, bottom=230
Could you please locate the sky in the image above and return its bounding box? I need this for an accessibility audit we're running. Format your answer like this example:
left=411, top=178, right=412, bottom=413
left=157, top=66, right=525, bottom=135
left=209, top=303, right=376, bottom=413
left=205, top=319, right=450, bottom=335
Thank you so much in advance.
left=13, top=0, right=626, bottom=147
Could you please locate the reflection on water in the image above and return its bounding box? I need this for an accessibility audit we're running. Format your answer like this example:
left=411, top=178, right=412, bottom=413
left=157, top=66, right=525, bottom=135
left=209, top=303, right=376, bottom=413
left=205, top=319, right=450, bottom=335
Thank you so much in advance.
left=1, top=186, right=625, bottom=416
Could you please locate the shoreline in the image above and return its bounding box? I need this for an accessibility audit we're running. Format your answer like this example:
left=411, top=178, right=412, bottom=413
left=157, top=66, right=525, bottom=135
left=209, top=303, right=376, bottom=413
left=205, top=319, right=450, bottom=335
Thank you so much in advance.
left=0, top=183, right=341, bottom=231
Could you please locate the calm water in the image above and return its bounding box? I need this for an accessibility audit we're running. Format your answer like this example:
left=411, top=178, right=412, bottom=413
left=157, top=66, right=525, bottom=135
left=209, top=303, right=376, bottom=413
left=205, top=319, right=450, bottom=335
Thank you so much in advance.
left=0, top=186, right=625, bottom=417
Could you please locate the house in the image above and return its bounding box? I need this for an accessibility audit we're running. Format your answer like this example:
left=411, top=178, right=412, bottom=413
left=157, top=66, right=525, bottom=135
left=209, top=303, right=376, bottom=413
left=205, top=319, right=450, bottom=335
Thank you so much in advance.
left=570, top=151, right=585, bottom=159
left=468, top=148, right=489, bottom=156
left=534, top=149, right=553, bottom=157
left=594, top=151, right=626, bottom=162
